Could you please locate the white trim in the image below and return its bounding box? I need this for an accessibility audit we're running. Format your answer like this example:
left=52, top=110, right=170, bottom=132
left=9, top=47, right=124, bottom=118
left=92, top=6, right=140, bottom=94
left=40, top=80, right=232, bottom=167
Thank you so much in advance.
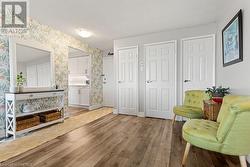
left=116, top=45, right=138, bottom=51
left=9, top=37, right=55, bottom=91
left=89, top=104, right=103, bottom=110
left=116, top=45, right=139, bottom=116
left=137, top=112, right=145, bottom=118
left=68, top=101, right=100, bottom=111
left=144, top=40, right=177, bottom=119
left=181, top=34, right=215, bottom=41
left=68, top=104, right=89, bottom=109
left=180, top=34, right=216, bottom=104
left=143, top=40, right=177, bottom=46
left=113, top=108, right=118, bottom=114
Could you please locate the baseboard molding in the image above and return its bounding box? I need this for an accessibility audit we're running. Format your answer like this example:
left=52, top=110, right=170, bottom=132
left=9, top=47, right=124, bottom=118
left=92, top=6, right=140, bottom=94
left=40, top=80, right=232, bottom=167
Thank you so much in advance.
left=113, top=109, right=118, bottom=114
left=89, top=104, right=103, bottom=110
left=68, top=104, right=89, bottom=109
left=137, top=112, right=145, bottom=117
left=103, top=105, right=114, bottom=108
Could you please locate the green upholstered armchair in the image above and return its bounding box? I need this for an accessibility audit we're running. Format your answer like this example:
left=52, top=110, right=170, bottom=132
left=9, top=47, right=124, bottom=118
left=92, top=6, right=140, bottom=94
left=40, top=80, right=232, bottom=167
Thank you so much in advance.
left=182, top=95, right=250, bottom=167
left=172, top=90, right=209, bottom=125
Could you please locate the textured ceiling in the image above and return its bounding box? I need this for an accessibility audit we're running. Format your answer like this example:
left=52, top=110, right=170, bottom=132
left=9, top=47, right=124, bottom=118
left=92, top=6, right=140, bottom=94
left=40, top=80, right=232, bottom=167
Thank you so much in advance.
left=30, top=0, right=221, bottom=50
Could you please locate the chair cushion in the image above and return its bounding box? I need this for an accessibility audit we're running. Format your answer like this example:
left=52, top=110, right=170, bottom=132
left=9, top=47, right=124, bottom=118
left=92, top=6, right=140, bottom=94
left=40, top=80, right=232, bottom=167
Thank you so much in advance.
left=173, top=106, right=203, bottom=119
left=183, top=119, right=221, bottom=152
left=184, top=90, right=209, bottom=109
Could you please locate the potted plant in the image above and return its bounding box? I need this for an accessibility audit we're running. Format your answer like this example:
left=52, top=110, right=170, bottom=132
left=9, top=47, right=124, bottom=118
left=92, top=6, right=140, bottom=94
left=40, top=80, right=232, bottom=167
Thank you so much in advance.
left=16, top=72, right=26, bottom=92
left=206, top=86, right=230, bottom=103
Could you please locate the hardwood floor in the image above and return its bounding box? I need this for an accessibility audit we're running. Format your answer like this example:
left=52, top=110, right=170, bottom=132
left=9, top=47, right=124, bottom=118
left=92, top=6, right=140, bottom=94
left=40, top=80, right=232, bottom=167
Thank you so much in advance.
left=2, top=114, right=241, bottom=167
left=65, top=107, right=89, bottom=117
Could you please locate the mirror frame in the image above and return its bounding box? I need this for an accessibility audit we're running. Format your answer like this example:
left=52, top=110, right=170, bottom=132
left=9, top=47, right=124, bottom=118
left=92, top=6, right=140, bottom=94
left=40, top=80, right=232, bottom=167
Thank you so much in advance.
left=9, top=37, right=55, bottom=91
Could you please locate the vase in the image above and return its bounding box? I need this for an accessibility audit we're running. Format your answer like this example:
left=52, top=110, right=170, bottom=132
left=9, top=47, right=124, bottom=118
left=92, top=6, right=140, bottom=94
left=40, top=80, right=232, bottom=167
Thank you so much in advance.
left=212, top=97, right=223, bottom=103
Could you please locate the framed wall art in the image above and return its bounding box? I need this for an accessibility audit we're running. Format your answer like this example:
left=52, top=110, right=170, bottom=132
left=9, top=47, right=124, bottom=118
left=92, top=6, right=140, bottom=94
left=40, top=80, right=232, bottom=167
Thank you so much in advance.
left=222, top=10, right=243, bottom=67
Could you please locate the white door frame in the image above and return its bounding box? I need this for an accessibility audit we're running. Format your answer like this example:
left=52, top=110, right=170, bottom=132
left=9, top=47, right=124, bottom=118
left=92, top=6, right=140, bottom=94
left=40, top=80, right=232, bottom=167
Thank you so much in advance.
left=116, top=45, right=139, bottom=115
left=144, top=40, right=177, bottom=119
left=180, top=34, right=216, bottom=104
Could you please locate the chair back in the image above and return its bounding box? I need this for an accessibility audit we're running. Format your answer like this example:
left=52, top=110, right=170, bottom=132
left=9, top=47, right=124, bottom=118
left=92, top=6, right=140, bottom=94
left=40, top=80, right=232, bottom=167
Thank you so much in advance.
left=216, top=95, right=250, bottom=155
left=184, top=90, right=209, bottom=109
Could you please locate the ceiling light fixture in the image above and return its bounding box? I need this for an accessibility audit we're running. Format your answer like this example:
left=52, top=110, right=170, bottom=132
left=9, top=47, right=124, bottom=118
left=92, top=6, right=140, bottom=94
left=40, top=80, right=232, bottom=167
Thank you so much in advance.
left=76, top=28, right=92, bottom=38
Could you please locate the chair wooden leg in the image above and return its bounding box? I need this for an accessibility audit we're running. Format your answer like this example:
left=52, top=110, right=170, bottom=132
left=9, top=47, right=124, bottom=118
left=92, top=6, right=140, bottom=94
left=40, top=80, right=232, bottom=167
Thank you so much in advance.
left=239, top=156, right=247, bottom=167
left=182, top=142, right=191, bottom=166
left=172, top=114, right=176, bottom=125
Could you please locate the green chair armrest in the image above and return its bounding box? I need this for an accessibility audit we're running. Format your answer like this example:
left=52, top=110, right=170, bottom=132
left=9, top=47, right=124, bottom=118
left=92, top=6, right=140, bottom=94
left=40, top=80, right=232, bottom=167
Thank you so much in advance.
left=231, top=100, right=250, bottom=113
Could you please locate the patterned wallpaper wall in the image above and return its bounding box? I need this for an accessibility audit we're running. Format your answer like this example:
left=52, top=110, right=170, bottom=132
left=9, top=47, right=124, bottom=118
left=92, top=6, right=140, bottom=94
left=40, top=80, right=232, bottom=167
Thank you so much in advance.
left=0, top=36, right=9, bottom=138
left=0, top=19, right=103, bottom=138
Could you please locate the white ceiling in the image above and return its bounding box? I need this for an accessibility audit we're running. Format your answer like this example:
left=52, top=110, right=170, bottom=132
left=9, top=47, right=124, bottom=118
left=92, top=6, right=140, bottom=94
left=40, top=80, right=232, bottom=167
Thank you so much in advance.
left=30, top=0, right=221, bottom=50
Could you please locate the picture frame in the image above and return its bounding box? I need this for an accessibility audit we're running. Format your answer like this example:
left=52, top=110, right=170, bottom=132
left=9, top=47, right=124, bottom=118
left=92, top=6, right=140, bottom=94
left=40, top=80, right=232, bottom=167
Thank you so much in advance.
left=222, top=10, right=243, bottom=67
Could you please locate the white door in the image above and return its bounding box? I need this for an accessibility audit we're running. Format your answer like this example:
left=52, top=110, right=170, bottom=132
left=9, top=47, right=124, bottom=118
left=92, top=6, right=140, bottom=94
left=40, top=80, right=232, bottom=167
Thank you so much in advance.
left=118, top=47, right=138, bottom=115
left=145, top=41, right=177, bottom=119
left=182, top=35, right=215, bottom=99
left=103, top=56, right=114, bottom=107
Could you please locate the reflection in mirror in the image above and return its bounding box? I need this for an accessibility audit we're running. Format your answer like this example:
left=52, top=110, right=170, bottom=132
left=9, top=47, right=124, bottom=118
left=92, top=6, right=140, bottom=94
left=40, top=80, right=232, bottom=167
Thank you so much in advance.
left=16, top=44, right=51, bottom=88
left=68, top=47, right=90, bottom=86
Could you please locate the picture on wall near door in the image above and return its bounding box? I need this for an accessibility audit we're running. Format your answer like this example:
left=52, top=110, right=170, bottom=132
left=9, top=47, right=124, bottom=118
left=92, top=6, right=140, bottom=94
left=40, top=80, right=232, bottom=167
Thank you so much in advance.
left=222, top=9, right=243, bottom=67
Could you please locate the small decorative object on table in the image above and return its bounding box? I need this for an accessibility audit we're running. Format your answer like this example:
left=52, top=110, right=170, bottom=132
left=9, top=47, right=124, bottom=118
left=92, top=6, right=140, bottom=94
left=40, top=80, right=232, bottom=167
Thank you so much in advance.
left=205, top=86, right=230, bottom=103
left=16, top=72, right=26, bottom=92
left=203, top=100, right=222, bottom=121
left=204, top=86, right=230, bottom=121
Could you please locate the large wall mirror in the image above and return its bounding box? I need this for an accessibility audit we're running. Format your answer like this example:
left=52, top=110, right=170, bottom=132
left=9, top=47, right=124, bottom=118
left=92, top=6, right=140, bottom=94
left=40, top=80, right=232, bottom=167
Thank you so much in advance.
left=9, top=38, right=55, bottom=91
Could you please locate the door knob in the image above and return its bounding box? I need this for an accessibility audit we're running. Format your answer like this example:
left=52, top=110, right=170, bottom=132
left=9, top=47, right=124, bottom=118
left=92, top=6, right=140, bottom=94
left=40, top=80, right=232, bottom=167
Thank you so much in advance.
left=146, top=80, right=152, bottom=83
left=118, top=81, right=122, bottom=83
left=184, top=80, right=191, bottom=83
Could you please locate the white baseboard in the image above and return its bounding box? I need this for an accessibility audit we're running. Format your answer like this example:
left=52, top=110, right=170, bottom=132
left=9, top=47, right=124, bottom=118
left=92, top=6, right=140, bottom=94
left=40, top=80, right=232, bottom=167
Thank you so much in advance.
left=113, top=108, right=118, bottom=114
left=89, top=104, right=103, bottom=110
left=137, top=112, right=145, bottom=117
left=103, top=105, right=114, bottom=108
left=68, top=104, right=89, bottom=109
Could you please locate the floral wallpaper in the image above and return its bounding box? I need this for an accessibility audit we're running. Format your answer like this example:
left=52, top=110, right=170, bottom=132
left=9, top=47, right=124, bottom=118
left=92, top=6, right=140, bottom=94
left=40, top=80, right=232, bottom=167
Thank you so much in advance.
left=0, top=36, right=9, bottom=138
left=0, top=19, right=103, bottom=138
left=16, top=96, right=64, bottom=114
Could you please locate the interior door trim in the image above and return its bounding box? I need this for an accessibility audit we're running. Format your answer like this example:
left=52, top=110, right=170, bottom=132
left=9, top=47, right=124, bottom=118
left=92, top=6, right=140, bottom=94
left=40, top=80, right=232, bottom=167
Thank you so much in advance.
left=116, top=45, right=139, bottom=115
left=180, top=34, right=216, bottom=104
left=144, top=40, right=177, bottom=119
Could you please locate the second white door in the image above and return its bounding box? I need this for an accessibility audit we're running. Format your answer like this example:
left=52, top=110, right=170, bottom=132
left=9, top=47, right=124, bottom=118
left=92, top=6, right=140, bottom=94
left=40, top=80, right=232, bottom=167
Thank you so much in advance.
left=145, top=41, right=177, bottom=119
left=118, top=47, right=138, bottom=115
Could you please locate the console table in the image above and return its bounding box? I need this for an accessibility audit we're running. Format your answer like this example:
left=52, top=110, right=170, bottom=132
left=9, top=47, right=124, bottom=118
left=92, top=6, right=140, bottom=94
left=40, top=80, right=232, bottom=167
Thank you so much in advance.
left=5, top=89, right=64, bottom=139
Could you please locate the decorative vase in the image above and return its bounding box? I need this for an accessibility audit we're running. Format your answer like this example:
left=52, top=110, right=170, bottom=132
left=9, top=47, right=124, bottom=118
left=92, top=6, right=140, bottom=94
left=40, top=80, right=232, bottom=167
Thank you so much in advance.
left=212, top=96, right=223, bottom=103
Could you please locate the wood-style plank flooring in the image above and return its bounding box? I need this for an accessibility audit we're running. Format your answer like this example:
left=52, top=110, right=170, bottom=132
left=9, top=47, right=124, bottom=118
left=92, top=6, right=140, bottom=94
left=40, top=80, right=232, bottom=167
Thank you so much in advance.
left=65, top=107, right=89, bottom=117
left=2, top=113, right=241, bottom=167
